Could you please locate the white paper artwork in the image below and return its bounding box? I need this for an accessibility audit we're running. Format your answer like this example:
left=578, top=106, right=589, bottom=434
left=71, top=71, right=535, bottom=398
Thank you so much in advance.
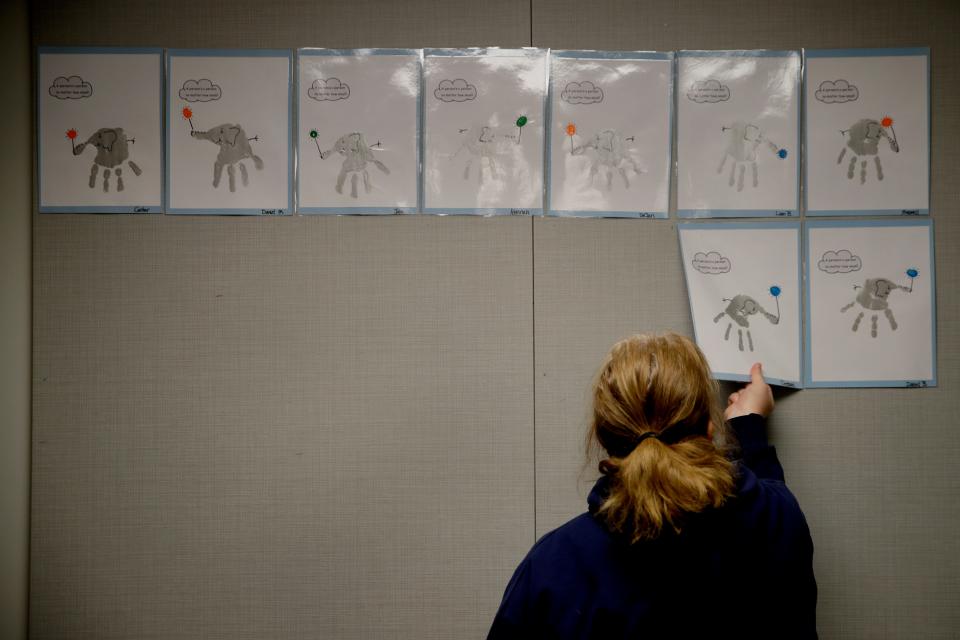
left=679, top=222, right=802, bottom=387
left=806, top=220, right=935, bottom=387
left=676, top=51, right=800, bottom=218
left=38, top=48, right=163, bottom=213
left=167, top=50, right=292, bottom=215
left=548, top=51, right=672, bottom=218
left=298, top=49, right=420, bottom=214
left=423, top=49, right=547, bottom=215
left=805, top=48, right=929, bottom=216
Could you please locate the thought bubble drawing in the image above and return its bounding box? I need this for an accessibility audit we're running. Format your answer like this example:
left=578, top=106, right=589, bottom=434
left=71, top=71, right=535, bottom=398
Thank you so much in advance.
left=818, top=250, right=862, bottom=274
left=435, top=79, right=477, bottom=102
left=560, top=81, right=603, bottom=105
left=308, top=78, right=350, bottom=101
left=815, top=80, right=859, bottom=104
left=692, top=251, right=731, bottom=274
left=179, top=79, right=222, bottom=102
left=687, top=79, right=730, bottom=103
left=49, top=76, right=93, bottom=100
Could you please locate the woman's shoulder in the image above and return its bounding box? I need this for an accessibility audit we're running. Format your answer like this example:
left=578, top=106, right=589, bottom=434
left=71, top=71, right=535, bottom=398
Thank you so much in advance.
left=727, top=463, right=813, bottom=549
left=735, top=462, right=805, bottom=514
left=527, top=512, right=611, bottom=562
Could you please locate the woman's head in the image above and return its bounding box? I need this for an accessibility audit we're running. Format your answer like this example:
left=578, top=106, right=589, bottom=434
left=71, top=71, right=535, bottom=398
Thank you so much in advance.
left=589, top=333, right=736, bottom=543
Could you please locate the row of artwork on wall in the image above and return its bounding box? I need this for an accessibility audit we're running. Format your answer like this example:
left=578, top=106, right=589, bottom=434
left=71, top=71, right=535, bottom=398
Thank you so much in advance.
left=38, top=47, right=930, bottom=217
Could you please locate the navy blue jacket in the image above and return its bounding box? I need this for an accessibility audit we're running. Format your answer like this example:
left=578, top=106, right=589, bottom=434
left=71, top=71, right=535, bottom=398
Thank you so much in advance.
left=489, top=414, right=817, bottom=638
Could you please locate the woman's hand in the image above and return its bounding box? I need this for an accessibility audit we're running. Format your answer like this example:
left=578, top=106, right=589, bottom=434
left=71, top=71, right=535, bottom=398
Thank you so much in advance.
left=724, top=362, right=774, bottom=419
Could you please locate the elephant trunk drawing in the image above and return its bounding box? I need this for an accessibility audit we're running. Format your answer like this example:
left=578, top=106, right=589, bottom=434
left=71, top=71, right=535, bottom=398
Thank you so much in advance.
left=190, top=123, right=264, bottom=192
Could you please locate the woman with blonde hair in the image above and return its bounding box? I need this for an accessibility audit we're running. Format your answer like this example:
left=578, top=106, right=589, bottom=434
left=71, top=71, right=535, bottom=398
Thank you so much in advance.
left=489, top=333, right=816, bottom=638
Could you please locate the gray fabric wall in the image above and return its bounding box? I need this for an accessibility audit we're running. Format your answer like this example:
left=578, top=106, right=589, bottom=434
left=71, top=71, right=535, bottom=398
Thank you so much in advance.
left=30, top=1, right=960, bottom=638
left=2, top=1, right=31, bottom=639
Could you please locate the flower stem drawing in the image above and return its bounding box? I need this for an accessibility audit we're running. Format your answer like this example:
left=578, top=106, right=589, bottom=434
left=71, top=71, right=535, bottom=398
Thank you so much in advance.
left=515, top=115, right=527, bottom=144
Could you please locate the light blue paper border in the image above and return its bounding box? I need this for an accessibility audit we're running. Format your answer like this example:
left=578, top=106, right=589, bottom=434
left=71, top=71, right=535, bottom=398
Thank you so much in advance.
left=804, top=47, right=930, bottom=58
left=421, top=48, right=548, bottom=215
left=802, top=47, right=930, bottom=217
left=546, top=51, right=673, bottom=219
left=807, top=209, right=929, bottom=217
left=300, top=48, right=420, bottom=57
left=676, top=50, right=802, bottom=219
left=421, top=207, right=542, bottom=216
left=296, top=48, right=421, bottom=215
left=543, top=50, right=554, bottom=217
left=552, top=50, right=673, bottom=61
left=678, top=209, right=799, bottom=219
left=678, top=50, right=801, bottom=58
left=165, top=49, right=294, bottom=216
left=677, top=220, right=804, bottom=388
left=299, top=207, right=414, bottom=215
left=803, top=218, right=937, bottom=388
left=424, top=47, right=544, bottom=58
left=37, top=47, right=165, bottom=214
left=418, top=49, right=425, bottom=213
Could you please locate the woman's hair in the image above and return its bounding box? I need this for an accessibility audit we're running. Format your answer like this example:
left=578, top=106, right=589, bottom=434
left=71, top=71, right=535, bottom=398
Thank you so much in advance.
left=587, top=333, right=736, bottom=543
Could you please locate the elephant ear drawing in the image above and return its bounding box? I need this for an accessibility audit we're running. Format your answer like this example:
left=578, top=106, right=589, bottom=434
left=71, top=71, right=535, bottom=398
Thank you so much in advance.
left=100, top=129, right=118, bottom=151
left=350, top=133, right=363, bottom=153
left=598, top=130, right=615, bottom=152
left=224, top=126, right=241, bottom=146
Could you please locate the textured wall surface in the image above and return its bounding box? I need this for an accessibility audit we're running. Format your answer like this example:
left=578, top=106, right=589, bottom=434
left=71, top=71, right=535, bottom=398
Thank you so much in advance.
left=32, top=215, right=536, bottom=639
left=30, top=0, right=960, bottom=638
left=2, top=1, right=31, bottom=639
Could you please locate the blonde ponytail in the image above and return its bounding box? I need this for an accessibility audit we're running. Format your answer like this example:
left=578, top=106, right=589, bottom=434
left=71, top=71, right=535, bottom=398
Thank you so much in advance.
left=589, top=333, right=736, bottom=543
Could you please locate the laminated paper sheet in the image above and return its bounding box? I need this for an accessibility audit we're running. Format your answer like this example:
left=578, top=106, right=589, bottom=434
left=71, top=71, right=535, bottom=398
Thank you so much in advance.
left=298, top=49, right=420, bottom=214
left=38, top=48, right=164, bottom=213
left=677, top=51, right=800, bottom=218
left=547, top=51, right=672, bottom=218
left=167, top=50, right=293, bottom=215
left=679, top=222, right=802, bottom=387
left=423, top=49, right=547, bottom=215
left=805, top=48, right=930, bottom=216
left=805, top=219, right=936, bottom=387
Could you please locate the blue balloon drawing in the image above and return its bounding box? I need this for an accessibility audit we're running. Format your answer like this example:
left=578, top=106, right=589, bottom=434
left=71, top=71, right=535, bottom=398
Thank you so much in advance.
left=777, top=149, right=788, bottom=159
left=906, top=268, right=919, bottom=278
left=769, top=285, right=782, bottom=297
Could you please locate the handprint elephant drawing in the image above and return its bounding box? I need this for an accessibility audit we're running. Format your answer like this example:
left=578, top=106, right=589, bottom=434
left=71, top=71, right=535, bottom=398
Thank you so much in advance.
left=840, top=276, right=911, bottom=337
left=713, top=293, right=781, bottom=352
left=453, top=124, right=500, bottom=184
left=837, top=118, right=899, bottom=184
left=317, top=132, right=390, bottom=198
left=716, top=121, right=786, bottom=192
left=190, top=123, right=263, bottom=192
left=71, top=127, right=142, bottom=192
left=570, top=129, right=643, bottom=190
